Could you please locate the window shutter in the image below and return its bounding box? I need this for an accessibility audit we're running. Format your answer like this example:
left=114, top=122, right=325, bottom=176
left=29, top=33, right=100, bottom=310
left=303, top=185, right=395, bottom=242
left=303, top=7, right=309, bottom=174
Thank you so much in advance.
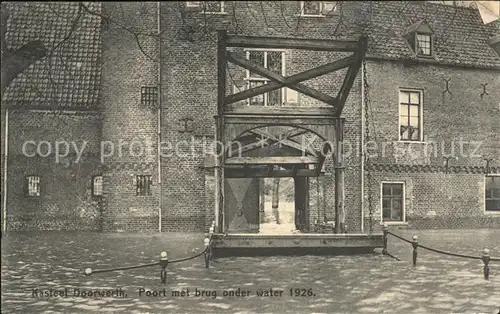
left=286, top=88, right=299, bottom=104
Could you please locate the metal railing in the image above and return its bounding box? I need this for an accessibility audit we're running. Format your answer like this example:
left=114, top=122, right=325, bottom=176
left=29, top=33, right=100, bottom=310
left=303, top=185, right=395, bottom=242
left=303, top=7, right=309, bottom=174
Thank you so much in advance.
left=83, top=221, right=216, bottom=284
left=382, top=224, right=500, bottom=280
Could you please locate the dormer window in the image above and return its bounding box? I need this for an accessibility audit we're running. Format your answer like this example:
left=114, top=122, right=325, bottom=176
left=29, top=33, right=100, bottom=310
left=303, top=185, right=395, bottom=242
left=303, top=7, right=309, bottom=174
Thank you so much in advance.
left=489, top=35, right=500, bottom=56
left=404, top=20, right=434, bottom=57
left=416, top=33, right=432, bottom=56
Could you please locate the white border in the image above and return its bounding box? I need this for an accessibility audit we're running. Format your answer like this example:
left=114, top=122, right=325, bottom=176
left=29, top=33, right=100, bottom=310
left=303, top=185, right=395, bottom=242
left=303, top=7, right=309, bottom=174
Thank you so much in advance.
left=398, top=88, right=424, bottom=143
left=380, top=181, right=407, bottom=225
left=484, top=174, right=500, bottom=215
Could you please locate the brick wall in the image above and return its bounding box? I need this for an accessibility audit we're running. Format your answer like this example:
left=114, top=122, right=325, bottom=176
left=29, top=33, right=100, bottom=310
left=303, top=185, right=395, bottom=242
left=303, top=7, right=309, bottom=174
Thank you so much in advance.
left=362, top=60, right=500, bottom=229
left=100, top=2, right=160, bottom=231
left=4, top=110, right=103, bottom=231
left=159, top=1, right=365, bottom=232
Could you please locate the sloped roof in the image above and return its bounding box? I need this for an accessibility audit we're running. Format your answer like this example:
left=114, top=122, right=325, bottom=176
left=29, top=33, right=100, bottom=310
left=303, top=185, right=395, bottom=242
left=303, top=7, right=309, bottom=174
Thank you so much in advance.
left=365, top=1, right=500, bottom=69
left=2, top=2, right=102, bottom=109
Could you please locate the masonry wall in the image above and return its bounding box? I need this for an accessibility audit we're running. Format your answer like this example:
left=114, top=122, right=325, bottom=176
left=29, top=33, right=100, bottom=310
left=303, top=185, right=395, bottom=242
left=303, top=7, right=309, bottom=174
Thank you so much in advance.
left=363, top=60, right=500, bottom=229
left=100, top=2, right=160, bottom=231
left=4, top=110, right=103, bottom=231
left=159, top=1, right=366, bottom=232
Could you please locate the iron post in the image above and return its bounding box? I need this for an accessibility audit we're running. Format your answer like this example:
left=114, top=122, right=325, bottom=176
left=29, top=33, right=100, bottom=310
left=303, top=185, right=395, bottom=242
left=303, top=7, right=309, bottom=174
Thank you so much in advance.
left=159, top=251, right=168, bottom=284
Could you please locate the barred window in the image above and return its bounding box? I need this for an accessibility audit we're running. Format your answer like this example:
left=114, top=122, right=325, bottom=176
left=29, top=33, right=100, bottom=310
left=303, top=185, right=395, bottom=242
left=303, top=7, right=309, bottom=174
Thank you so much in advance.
left=141, top=86, right=158, bottom=106
left=92, top=176, right=103, bottom=196
left=25, top=176, right=40, bottom=197
left=136, top=175, right=152, bottom=196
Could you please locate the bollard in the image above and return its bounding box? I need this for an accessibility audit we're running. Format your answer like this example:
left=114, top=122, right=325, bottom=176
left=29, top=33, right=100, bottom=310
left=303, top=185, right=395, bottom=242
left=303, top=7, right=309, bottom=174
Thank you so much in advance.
left=204, top=237, right=211, bottom=268
left=482, top=248, right=490, bottom=280
left=412, top=236, right=418, bottom=267
left=382, top=223, right=389, bottom=256
left=159, top=251, right=168, bottom=284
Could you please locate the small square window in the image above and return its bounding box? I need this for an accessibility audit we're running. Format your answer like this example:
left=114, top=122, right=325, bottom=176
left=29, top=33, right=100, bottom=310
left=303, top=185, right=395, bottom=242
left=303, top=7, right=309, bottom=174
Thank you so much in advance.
left=141, top=86, right=158, bottom=106
left=92, top=176, right=103, bottom=196
left=25, top=176, right=40, bottom=197
left=136, top=175, right=152, bottom=196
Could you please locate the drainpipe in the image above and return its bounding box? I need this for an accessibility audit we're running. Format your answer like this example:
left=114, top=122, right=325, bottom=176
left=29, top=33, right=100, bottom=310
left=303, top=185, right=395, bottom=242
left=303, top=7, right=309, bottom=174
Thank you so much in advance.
left=157, top=1, right=162, bottom=232
left=360, top=62, right=365, bottom=233
left=2, top=109, right=9, bottom=233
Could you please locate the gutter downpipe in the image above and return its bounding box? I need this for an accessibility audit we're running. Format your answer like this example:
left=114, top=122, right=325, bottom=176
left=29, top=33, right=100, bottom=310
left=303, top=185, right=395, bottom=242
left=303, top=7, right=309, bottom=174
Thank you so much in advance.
left=360, top=60, right=365, bottom=233
left=2, top=109, right=8, bottom=233
left=157, top=1, right=162, bottom=232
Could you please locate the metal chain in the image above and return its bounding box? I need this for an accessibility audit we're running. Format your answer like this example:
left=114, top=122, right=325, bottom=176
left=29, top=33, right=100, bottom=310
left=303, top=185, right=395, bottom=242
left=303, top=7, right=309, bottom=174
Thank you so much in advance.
left=363, top=59, right=374, bottom=235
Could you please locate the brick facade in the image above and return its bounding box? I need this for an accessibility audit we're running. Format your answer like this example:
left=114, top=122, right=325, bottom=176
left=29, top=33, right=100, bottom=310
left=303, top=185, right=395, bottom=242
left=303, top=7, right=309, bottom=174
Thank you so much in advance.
left=362, top=60, right=500, bottom=229
left=4, top=110, right=103, bottom=230
left=2, top=1, right=499, bottom=232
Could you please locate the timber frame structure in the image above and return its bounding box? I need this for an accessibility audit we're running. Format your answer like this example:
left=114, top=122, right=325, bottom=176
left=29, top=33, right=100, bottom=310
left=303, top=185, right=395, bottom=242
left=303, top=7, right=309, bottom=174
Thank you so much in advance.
left=215, top=30, right=368, bottom=235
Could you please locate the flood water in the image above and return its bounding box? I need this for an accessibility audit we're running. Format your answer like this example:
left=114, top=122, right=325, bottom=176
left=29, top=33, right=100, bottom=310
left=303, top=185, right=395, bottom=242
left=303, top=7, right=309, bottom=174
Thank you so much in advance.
left=1, top=229, right=499, bottom=313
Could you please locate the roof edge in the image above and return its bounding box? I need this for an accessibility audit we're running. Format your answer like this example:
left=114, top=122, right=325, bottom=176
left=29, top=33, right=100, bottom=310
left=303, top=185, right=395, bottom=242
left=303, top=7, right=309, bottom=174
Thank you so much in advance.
left=366, top=54, right=500, bottom=71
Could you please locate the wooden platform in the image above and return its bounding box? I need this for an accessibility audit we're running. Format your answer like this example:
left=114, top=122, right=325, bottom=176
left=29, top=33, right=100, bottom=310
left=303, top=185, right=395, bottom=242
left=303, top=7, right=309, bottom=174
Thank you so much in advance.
left=211, top=233, right=384, bottom=257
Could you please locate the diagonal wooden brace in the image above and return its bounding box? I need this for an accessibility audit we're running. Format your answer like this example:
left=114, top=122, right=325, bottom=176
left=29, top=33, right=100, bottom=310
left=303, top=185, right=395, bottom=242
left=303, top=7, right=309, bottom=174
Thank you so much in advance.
left=225, top=51, right=355, bottom=106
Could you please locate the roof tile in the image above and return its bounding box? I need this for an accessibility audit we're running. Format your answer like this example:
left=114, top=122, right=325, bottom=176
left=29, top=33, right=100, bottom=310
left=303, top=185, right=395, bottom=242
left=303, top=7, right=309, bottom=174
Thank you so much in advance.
left=366, top=2, right=500, bottom=69
left=3, top=2, right=102, bottom=109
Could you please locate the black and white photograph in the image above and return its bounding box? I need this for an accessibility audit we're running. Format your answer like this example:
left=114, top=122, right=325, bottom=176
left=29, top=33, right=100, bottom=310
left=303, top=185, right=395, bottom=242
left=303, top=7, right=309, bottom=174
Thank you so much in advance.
left=1, top=1, right=499, bottom=313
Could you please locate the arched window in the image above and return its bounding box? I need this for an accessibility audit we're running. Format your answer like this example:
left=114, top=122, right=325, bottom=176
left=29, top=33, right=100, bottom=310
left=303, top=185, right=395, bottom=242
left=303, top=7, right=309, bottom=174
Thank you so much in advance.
left=92, top=175, right=103, bottom=196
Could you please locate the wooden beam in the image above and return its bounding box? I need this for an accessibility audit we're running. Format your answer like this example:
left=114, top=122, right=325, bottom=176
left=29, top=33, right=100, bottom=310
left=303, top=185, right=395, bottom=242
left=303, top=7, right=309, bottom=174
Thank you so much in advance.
left=225, top=156, right=318, bottom=165
left=225, top=106, right=336, bottom=116
left=224, top=116, right=336, bottom=126
left=226, top=52, right=355, bottom=105
left=216, top=30, right=227, bottom=233
left=228, top=128, right=309, bottom=157
left=334, top=36, right=368, bottom=116
left=225, top=168, right=320, bottom=178
left=247, top=128, right=317, bottom=157
left=226, top=35, right=359, bottom=52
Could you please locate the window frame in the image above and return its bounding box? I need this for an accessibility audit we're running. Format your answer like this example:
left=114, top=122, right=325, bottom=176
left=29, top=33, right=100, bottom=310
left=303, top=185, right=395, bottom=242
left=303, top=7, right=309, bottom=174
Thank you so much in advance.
left=299, top=1, right=334, bottom=17
left=484, top=174, right=500, bottom=214
left=136, top=175, right=153, bottom=196
left=244, top=48, right=287, bottom=107
left=25, top=175, right=41, bottom=197
left=141, top=86, right=158, bottom=106
left=92, top=175, right=103, bottom=197
left=398, top=88, right=424, bottom=142
left=380, top=181, right=406, bottom=224
left=186, top=1, right=225, bottom=14
left=415, top=32, right=433, bottom=57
